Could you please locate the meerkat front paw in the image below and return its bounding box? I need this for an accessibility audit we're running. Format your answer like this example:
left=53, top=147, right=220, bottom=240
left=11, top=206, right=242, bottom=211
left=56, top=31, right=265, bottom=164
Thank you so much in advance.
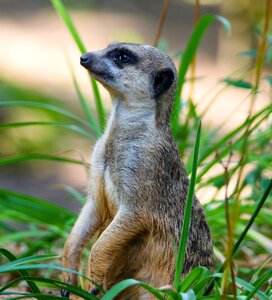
left=86, top=276, right=103, bottom=298
left=90, top=287, right=100, bottom=295
left=60, top=289, right=70, bottom=298
left=60, top=272, right=78, bottom=298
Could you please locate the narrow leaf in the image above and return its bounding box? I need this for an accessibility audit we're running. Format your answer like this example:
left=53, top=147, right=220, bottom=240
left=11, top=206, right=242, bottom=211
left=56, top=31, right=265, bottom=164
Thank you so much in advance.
left=171, top=14, right=231, bottom=135
left=222, top=78, right=253, bottom=89
left=232, top=179, right=272, bottom=257
left=51, top=0, right=86, bottom=53
left=204, top=179, right=272, bottom=295
left=71, top=72, right=101, bottom=137
left=0, top=252, right=58, bottom=272
left=0, top=153, right=86, bottom=167
left=64, top=186, right=85, bottom=205
left=0, top=276, right=98, bottom=300
left=0, top=249, right=40, bottom=295
left=178, top=266, right=211, bottom=294
left=173, top=121, right=201, bottom=290
left=245, top=269, right=272, bottom=300
left=102, top=279, right=165, bottom=300
left=0, top=189, right=74, bottom=227
left=0, top=121, right=93, bottom=139
left=51, top=0, right=106, bottom=131
left=0, top=100, right=92, bottom=128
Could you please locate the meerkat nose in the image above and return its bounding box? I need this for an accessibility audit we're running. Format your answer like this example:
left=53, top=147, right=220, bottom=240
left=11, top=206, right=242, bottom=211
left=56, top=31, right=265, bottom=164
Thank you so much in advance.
left=80, top=53, right=92, bottom=67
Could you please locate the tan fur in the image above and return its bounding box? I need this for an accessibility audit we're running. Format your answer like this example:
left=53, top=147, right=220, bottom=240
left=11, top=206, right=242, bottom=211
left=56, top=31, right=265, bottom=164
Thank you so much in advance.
left=62, top=43, right=214, bottom=299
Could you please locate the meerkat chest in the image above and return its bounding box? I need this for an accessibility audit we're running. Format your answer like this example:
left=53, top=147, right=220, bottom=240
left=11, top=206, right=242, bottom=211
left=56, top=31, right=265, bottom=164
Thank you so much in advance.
left=90, top=102, right=156, bottom=210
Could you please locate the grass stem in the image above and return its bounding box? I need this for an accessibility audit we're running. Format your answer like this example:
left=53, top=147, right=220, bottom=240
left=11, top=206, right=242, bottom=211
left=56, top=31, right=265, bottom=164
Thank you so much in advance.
left=153, top=0, right=170, bottom=47
left=173, top=121, right=201, bottom=290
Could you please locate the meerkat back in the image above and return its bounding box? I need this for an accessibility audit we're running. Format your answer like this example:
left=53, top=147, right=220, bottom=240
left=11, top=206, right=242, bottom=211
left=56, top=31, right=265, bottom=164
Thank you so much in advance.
left=62, top=43, right=214, bottom=300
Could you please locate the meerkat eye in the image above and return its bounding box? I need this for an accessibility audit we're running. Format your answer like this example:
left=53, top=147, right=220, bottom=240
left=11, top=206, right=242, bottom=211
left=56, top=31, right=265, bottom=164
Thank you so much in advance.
left=117, top=53, right=130, bottom=63
left=111, top=50, right=131, bottom=63
left=110, top=49, right=137, bottom=67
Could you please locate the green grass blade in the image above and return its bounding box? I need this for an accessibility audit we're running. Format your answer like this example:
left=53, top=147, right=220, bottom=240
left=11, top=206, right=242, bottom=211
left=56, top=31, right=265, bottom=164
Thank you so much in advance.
left=197, top=105, right=272, bottom=181
left=232, top=179, right=272, bottom=257
left=222, top=78, right=253, bottom=89
left=0, top=153, right=86, bottom=167
left=102, top=279, right=165, bottom=300
left=51, top=0, right=106, bottom=131
left=205, top=273, right=260, bottom=299
left=51, top=0, right=86, bottom=53
left=71, top=71, right=101, bottom=137
left=0, top=189, right=74, bottom=227
left=0, top=121, right=94, bottom=139
left=0, top=263, right=103, bottom=297
left=249, top=257, right=272, bottom=286
left=0, top=249, right=41, bottom=295
left=199, top=104, right=272, bottom=164
left=0, top=100, right=92, bottom=129
left=91, top=79, right=106, bottom=131
left=204, top=179, right=272, bottom=295
left=65, top=54, right=101, bottom=137
left=0, top=252, right=58, bottom=272
left=4, top=295, right=65, bottom=299
left=180, top=290, right=196, bottom=300
left=173, top=121, right=201, bottom=290
left=0, top=263, right=80, bottom=275
left=171, top=14, right=230, bottom=136
left=245, top=269, right=272, bottom=300
left=234, top=277, right=269, bottom=300
left=0, top=230, right=48, bottom=243
left=63, top=186, right=85, bottom=205
left=178, top=266, right=211, bottom=294
left=0, top=276, right=98, bottom=300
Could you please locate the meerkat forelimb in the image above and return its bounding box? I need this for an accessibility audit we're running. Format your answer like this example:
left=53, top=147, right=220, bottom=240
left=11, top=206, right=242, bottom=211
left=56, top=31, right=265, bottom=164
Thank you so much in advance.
left=61, top=200, right=100, bottom=291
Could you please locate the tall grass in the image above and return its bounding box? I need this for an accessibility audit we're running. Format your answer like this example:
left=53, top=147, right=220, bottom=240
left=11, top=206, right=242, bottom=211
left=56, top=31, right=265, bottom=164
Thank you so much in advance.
left=0, top=0, right=271, bottom=299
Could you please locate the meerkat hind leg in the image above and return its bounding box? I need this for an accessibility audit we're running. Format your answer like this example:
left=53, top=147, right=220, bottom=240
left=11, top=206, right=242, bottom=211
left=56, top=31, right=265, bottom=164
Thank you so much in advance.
left=102, top=233, right=175, bottom=299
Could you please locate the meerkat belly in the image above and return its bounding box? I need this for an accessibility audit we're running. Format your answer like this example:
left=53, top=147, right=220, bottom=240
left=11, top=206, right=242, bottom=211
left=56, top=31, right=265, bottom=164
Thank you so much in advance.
left=90, top=136, right=118, bottom=222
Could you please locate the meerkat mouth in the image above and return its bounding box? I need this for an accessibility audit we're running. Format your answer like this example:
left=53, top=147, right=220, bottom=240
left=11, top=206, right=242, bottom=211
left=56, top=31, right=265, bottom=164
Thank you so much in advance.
left=88, top=70, right=115, bottom=91
left=88, top=70, right=114, bottom=82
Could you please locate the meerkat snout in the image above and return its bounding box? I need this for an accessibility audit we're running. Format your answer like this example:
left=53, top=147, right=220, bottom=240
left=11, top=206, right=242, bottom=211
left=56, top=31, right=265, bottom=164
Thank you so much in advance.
left=80, top=53, right=92, bottom=67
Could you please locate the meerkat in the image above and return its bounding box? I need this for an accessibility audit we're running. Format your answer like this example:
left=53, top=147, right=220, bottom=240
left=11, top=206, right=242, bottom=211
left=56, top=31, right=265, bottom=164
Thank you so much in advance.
left=61, top=42, right=214, bottom=299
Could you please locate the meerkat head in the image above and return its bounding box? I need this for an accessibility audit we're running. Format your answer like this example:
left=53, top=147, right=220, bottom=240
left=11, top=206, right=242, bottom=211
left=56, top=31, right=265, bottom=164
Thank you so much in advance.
left=80, top=42, right=177, bottom=120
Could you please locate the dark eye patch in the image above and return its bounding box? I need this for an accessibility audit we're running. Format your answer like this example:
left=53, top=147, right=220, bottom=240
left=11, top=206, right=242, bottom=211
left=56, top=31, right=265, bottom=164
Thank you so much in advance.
left=109, top=48, right=138, bottom=68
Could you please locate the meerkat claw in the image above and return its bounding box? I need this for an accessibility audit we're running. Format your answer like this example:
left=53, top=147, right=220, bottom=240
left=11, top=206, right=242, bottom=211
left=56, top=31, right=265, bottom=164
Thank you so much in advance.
left=60, top=289, right=70, bottom=298
left=90, top=287, right=100, bottom=295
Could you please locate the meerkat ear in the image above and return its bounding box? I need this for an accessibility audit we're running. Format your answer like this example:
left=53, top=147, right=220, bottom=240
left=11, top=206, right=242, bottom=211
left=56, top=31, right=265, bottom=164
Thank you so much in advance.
left=153, top=68, right=175, bottom=98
